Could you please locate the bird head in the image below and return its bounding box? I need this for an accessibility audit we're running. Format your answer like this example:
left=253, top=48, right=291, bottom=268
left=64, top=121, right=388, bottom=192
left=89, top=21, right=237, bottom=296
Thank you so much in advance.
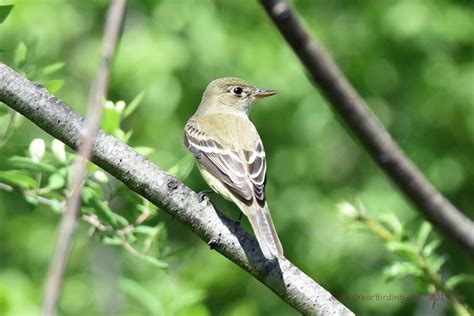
left=199, top=77, right=277, bottom=115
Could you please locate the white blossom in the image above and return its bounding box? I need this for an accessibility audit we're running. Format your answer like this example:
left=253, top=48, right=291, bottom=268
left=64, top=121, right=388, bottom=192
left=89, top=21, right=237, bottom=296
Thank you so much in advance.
left=115, top=100, right=126, bottom=113
left=51, top=139, right=66, bottom=163
left=93, top=170, right=109, bottom=184
left=337, top=201, right=360, bottom=219
left=29, top=138, right=45, bottom=162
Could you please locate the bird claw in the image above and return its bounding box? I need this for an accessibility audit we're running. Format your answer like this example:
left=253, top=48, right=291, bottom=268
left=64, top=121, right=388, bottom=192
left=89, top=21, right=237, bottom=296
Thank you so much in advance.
left=198, top=189, right=215, bottom=202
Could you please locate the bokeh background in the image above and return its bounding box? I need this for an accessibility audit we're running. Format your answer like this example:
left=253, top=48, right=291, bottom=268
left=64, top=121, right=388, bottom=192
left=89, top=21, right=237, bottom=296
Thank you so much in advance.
left=0, top=0, right=473, bottom=315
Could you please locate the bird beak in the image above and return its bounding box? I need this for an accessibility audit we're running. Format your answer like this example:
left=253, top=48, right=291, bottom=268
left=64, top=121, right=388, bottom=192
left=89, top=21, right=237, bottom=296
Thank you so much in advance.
left=255, top=89, right=277, bottom=99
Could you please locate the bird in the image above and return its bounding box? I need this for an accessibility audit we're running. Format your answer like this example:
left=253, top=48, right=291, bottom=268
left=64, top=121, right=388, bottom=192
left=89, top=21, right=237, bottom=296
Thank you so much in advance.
left=184, top=77, right=283, bottom=259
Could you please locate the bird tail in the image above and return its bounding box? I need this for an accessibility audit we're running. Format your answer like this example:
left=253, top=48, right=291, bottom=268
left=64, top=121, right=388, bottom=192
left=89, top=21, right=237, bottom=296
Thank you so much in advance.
left=246, top=204, right=284, bottom=259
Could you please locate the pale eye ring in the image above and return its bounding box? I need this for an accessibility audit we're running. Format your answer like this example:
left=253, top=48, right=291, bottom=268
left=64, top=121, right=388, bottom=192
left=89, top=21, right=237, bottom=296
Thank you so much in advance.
left=232, top=87, right=243, bottom=96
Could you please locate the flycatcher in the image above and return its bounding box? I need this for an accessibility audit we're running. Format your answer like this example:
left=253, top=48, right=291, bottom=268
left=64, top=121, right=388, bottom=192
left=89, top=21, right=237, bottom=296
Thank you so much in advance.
left=184, top=77, right=283, bottom=259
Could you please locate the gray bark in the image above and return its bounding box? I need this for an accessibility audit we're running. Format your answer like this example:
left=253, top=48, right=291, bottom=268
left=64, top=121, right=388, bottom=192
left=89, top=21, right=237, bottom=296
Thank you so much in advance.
left=0, top=62, right=353, bottom=315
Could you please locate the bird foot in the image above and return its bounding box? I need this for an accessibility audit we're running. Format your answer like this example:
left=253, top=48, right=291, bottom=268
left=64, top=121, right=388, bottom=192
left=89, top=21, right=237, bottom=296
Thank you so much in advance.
left=198, top=189, right=215, bottom=202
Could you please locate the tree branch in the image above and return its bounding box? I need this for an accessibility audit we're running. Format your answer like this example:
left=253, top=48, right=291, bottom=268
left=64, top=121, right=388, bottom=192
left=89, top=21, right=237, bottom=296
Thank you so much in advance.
left=259, top=0, right=474, bottom=256
left=0, top=63, right=354, bottom=315
left=42, top=1, right=128, bottom=315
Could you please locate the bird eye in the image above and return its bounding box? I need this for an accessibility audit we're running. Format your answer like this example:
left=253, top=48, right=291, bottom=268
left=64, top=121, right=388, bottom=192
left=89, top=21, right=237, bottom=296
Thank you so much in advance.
left=232, top=87, right=243, bottom=96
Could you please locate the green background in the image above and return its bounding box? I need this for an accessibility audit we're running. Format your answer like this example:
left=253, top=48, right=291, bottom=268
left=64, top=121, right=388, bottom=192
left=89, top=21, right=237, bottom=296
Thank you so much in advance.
left=0, top=0, right=473, bottom=315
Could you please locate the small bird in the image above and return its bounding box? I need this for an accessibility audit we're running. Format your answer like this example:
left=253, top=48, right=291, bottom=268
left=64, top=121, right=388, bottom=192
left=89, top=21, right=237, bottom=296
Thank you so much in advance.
left=184, top=77, right=283, bottom=259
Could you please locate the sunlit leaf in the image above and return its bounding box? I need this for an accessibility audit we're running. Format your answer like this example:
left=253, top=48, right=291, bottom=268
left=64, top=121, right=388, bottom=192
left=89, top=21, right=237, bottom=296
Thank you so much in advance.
left=101, top=103, right=122, bottom=133
left=386, top=240, right=419, bottom=260
left=49, top=199, right=63, bottom=213
left=0, top=170, right=36, bottom=189
left=383, top=261, right=423, bottom=282
left=0, top=5, right=14, bottom=24
left=123, top=90, right=146, bottom=118
left=102, top=236, right=123, bottom=246
left=115, top=214, right=129, bottom=228
left=5, top=156, right=56, bottom=173
left=82, top=187, right=118, bottom=228
left=445, top=273, right=474, bottom=290
left=42, top=79, right=64, bottom=93
left=142, top=255, right=168, bottom=269
left=427, top=255, right=447, bottom=272
left=13, top=41, right=27, bottom=68
left=134, top=146, right=154, bottom=156
left=46, top=172, right=65, bottom=190
left=39, top=62, right=64, bottom=77
left=422, top=239, right=441, bottom=257
left=379, top=213, right=403, bottom=236
left=168, top=153, right=195, bottom=179
left=133, top=225, right=158, bottom=235
left=123, top=130, right=133, bottom=143
left=124, top=232, right=137, bottom=244
left=416, top=222, right=432, bottom=248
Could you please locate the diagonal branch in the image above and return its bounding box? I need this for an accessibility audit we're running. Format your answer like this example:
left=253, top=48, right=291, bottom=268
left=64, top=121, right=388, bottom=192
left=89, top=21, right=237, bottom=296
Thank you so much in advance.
left=0, top=63, right=354, bottom=315
left=259, top=0, right=474, bottom=256
left=42, top=1, right=128, bottom=315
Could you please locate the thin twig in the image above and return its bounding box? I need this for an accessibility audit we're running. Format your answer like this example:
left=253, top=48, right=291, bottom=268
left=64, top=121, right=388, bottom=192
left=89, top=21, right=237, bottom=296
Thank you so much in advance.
left=0, top=62, right=354, bottom=315
left=259, top=0, right=474, bottom=256
left=42, top=1, right=128, bottom=315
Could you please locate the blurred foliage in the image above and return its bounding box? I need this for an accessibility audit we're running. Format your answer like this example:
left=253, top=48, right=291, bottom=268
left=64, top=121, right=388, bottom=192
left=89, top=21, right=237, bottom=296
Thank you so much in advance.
left=338, top=202, right=472, bottom=315
left=0, top=0, right=473, bottom=315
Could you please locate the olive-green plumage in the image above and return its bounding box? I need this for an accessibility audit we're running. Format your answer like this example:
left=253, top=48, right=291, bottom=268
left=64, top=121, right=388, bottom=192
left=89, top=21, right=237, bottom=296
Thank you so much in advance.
left=184, top=77, right=283, bottom=259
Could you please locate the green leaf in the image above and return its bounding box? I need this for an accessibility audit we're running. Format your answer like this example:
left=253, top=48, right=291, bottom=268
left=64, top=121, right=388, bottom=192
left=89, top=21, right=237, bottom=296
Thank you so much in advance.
left=168, top=153, right=195, bottom=179
left=123, top=130, right=133, bottom=143
left=82, top=187, right=118, bottom=228
left=101, top=104, right=122, bottom=134
left=133, top=225, right=157, bottom=235
left=113, top=129, right=125, bottom=141
left=0, top=5, right=14, bottom=24
left=386, top=240, right=419, bottom=259
left=115, top=214, right=129, bottom=228
left=124, top=232, right=137, bottom=244
left=102, top=236, right=123, bottom=246
left=5, top=156, right=56, bottom=173
left=136, top=201, right=159, bottom=215
left=427, top=255, right=447, bottom=272
left=142, top=255, right=168, bottom=269
left=13, top=41, right=27, bottom=68
left=24, top=195, right=39, bottom=206
left=39, top=62, right=64, bottom=77
left=46, top=172, right=65, bottom=190
left=42, top=79, right=64, bottom=93
left=0, top=170, right=36, bottom=189
left=120, top=278, right=164, bottom=314
left=123, top=90, right=146, bottom=118
left=49, top=199, right=63, bottom=213
left=422, top=239, right=441, bottom=257
left=416, top=222, right=432, bottom=248
left=0, top=102, right=10, bottom=117
left=383, top=261, right=423, bottom=282
left=445, top=273, right=474, bottom=290
left=379, top=213, right=403, bottom=236
left=134, top=146, right=154, bottom=156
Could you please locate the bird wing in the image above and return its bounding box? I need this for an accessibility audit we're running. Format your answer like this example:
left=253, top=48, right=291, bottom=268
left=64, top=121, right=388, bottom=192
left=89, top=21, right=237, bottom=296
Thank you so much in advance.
left=184, top=120, right=267, bottom=207
left=243, top=142, right=267, bottom=207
